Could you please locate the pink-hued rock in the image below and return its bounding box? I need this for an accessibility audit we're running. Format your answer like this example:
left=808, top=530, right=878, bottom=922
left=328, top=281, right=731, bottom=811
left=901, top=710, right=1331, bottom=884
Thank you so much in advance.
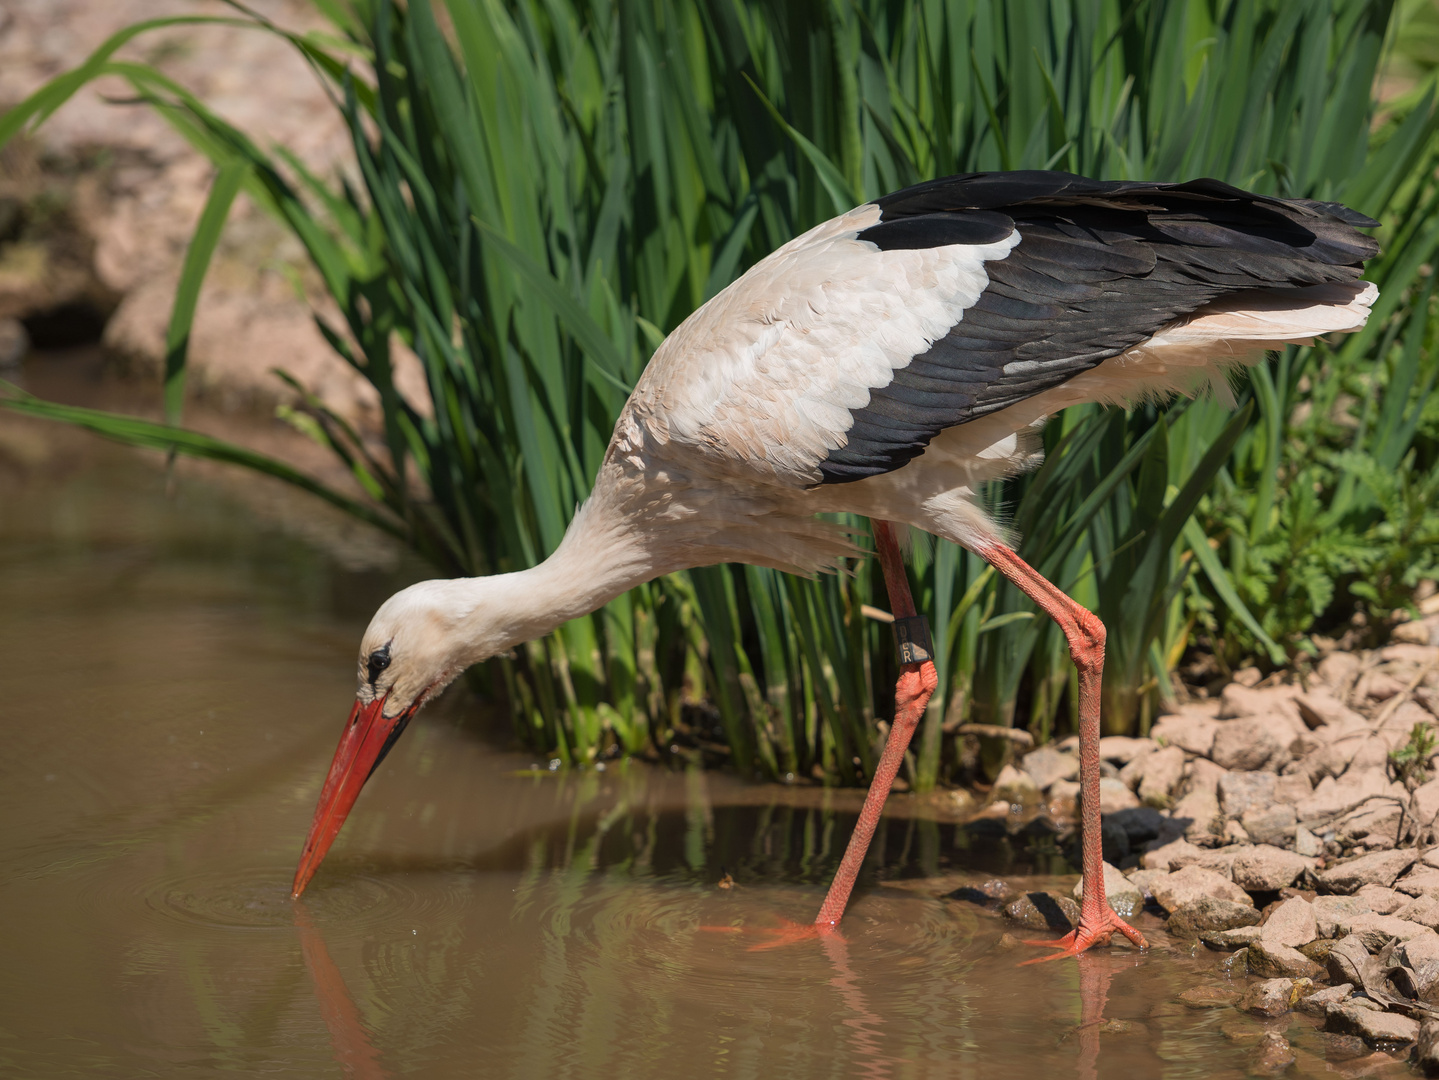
left=1232, top=845, right=1315, bottom=891
left=1136, top=745, right=1186, bottom=804
left=1238, top=978, right=1298, bottom=1017
left=1317, top=652, right=1362, bottom=694
left=1295, top=690, right=1369, bottom=731
left=1020, top=745, right=1078, bottom=790
left=1211, top=718, right=1282, bottom=771
left=1315, top=895, right=1374, bottom=938
left=1274, top=771, right=1314, bottom=806
left=1316, top=848, right=1418, bottom=894
left=1397, top=894, right=1439, bottom=930
left=1219, top=770, right=1277, bottom=817
left=1260, top=896, right=1318, bottom=948
left=1219, top=683, right=1301, bottom=723
left=1140, top=836, right=1205, bottom=871
left=1332, top=914, right=1433, bottom=951
left=1295, top=769, right=1390, bottom=824
left=1247, top=939, right=1323, bottom=980
left=1098, top=776, right=1140, bottom=813
left=1242, top=803, right=1298, bottom=847
left=1151, top=865, right=1253, bottom=913
left=1170, top=764, right=1224, bottom=841
left=1395, top=866, right=1439, bottom=898
left=1151, top=708, right=1219, bottom=757
left=1127, top=868, right=1170, bottom=899
left=1353, top=884, right=1406, bottom=914
left=1097, top=736, right=1157, bottom=764
left=1326, top=1001, right=1420, bottom=1046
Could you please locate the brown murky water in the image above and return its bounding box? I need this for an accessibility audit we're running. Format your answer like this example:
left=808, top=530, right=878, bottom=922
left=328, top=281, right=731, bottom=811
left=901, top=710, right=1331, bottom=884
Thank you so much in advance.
left=0, top=403, right=1412, bottom=1078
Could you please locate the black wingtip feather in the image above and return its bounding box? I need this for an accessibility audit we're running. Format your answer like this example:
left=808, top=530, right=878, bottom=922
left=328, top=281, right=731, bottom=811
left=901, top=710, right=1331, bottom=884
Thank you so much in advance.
left=821, top=170, right=1380, bottom=485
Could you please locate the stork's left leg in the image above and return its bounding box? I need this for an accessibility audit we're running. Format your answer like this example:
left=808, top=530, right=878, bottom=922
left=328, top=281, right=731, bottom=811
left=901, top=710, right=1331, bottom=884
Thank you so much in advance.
left=978, top=543, right=1147, bottom=961
left=812, top=519, right=938, bottom=927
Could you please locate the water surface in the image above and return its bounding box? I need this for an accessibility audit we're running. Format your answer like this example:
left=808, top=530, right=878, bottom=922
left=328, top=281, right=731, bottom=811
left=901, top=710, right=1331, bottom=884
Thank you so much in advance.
left=0, top=408, right=1411, bottom=1078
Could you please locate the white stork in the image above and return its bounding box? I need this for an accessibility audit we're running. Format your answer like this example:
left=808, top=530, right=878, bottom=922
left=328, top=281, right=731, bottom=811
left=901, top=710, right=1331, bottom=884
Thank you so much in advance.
left=290, top=171, right=1377, bottom=960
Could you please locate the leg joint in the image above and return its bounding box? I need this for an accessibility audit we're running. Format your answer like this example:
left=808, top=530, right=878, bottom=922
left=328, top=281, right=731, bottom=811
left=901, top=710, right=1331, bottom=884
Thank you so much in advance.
left=1067, top=608, right=1106, bottom=671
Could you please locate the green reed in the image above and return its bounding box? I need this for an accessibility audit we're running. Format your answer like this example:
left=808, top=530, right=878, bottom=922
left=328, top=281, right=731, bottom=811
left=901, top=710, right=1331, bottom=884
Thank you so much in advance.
left=3, top=0, right=1437, bottom=787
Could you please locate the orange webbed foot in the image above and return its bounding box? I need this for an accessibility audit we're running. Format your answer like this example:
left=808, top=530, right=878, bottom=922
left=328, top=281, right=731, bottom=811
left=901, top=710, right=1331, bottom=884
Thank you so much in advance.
left=1019, top=907, right=1148, bottom=965
left=699, top=917, right=841, bottom=952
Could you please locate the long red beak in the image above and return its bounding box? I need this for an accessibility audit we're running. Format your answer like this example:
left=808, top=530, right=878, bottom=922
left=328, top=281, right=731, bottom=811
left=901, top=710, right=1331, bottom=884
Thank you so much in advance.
left=291, top=694, right=416, bottom=899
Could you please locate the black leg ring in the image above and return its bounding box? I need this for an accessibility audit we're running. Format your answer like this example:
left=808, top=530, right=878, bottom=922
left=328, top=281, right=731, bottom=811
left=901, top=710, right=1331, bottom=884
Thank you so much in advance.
left=892, top=615, right=933, bottom=665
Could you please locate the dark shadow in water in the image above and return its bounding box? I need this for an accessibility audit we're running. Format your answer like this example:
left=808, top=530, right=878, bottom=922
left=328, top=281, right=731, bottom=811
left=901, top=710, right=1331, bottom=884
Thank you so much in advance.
left=295, top=909, right=390, bottom=1080
left=333, top=801, right=1076, bottom=893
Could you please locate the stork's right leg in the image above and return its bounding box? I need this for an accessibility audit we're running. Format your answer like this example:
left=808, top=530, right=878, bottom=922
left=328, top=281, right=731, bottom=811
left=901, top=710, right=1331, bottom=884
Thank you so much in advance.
left=977, top=543, right=1147, bottom=961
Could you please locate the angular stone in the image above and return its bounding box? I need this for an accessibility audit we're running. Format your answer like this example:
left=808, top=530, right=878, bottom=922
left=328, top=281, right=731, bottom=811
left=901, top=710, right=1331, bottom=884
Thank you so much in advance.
left=1072, top=861, right=1145, bottom=919
left=1294, top=825, right=1325, bottom=857
left=1151, top=865, right=1254, bottom=912
left=1296, top=983, right=1353, bottom=1017
left=1171, top=787, right=1223, bottom=842
left=1261, top=896, right=1318, bottom=948
left=1317, top=651, right=1362, bottom=693
left=1398, top=867, right=1439, bottom=898
left=1394, top=932, right=1439, bottom=999
left=1151, top=709, right=1219, bottom=757
left=1126, top=867, right=1170, bottom=899
left=1212, top=718, right=1282, bottom=771
left=1190, top=844, right=1244, bottom=879
left=1137, top=745, right=1186, bottom=805
left=1317, top=848, right=1418, bottom=893
left=1341, top=914, right=1436, bottom=952
left=1296, top=769, right=1390, bottom=823
left=1046, top=778, right=1080, bottom=820
left=1165, top=897, right=1262, bottom=938
left=992, top=764, right=1041, bottom=808
left=1416, top=779, right=1439, bottom=826
left=1354, top=884, right=1406, bottom=914
left=1097, top=776, right=1140, bottom=813
left=1301, top=939, right=1335, bottom=965
left=1338, top=801, right=1403, bottom=849
left=1274, top=771, right=1314, bottom=806
left=1140, top=836, right=1205, bottom=871
left=1021, top=745, right=1078, bottom=790
left=1177, top=985, right=1240, bottom=1009
left=1219, top=683, right=1300, bottom=721
left=1247, top=938, right=1324, bottom=979
left=1314, top=895, right=1375, bottom=938
left=1003, top=892, right=1079, bottom=932
left=1327, top=934, right=1376, bottom=986
left=1098, top=735, right=1157, bottom=764
left=1242, top=803, right=1298, bottom=847
left=1418, top=1019, right=1439, bottom=1076
left=1233, top=845, right=1315, bottom=891
left=1202, top=925, right=1264, bottom=949
left=1398, top=895, right=1439, bottom=930
left=1325, top=1002, right=1420, bottom=1046
left=1251, top=1030, right=1296, bottom=1074
left=1295, top=690, right=1369, bottom=731
left=1218, top=770, right=1277, bottom=817
left=1237, top=978, right=1297, bottom=1017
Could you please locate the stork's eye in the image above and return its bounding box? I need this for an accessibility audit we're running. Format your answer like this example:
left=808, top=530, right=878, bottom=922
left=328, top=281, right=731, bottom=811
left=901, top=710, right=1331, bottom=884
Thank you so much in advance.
left=366, top=645, right=392, bottom=684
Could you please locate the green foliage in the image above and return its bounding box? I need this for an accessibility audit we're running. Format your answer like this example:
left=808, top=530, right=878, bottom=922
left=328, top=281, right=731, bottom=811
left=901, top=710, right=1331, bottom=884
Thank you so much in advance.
left=1390, top=721, right=1437, bottom=788
left=3, top=0, right=1438, bottom=787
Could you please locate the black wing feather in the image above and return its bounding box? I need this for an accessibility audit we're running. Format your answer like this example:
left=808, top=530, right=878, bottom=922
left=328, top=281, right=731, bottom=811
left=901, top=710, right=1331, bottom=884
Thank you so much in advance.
left=821, top=171, right=1377, bottom=483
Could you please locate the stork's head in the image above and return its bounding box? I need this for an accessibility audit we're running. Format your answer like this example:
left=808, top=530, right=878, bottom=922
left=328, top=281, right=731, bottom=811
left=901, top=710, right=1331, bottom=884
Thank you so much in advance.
left=290, top=579, right=513, bottom=898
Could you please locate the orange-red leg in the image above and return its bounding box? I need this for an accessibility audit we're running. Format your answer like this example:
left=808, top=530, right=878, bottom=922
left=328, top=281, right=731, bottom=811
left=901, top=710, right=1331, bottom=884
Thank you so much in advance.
left=814, top=520, right=937, bottom=927
left=979, top=543, right=1147, bottom=960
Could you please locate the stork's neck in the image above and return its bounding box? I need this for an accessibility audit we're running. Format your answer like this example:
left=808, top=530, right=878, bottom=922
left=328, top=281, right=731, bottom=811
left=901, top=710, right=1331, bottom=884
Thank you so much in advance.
left=452, top=485, right=661, bottom=658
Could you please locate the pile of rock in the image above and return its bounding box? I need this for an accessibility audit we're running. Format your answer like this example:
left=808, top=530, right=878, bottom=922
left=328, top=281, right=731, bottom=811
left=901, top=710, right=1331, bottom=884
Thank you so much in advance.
left=1000, top=640, right=1439, bottom=885
left=994, top=637, right=1439, bottom=1059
